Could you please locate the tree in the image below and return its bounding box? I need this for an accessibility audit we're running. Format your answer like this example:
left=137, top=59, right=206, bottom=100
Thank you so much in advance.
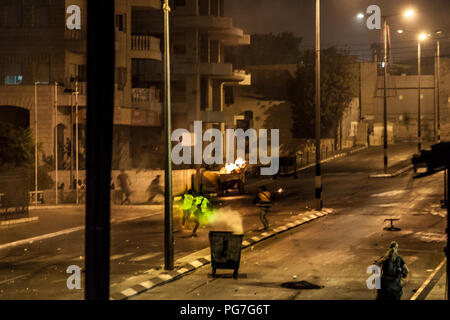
left=0, top=123, right=34, bottom=168
left=288, top=47, right=358, bottom=139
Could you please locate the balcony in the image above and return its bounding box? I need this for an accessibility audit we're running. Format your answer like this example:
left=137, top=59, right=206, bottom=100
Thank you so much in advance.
left=65, top=30, right=87, bottom=53
left=130, top=35, right=162, bottom=60
left=174, top=16, right=233, bottom=30
left=131, top=87, right=162, bottom=110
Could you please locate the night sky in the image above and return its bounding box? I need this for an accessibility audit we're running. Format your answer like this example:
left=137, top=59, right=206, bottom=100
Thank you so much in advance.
left=225, top=0, right=450, bottom=62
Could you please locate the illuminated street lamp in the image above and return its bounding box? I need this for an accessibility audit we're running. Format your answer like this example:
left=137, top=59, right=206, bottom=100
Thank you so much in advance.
left=357, top=8, right=415, bottom=173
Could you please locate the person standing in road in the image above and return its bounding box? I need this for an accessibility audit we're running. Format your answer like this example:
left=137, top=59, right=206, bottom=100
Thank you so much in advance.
left=253, top=186, right=272, bottom=230
left=117, top=169, right=132, bottom=205
left=375, top=241, right=409, bottom=300
left=181, top=189, right=194, bottom=227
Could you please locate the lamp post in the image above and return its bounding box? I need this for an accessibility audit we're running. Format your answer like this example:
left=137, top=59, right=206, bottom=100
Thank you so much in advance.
left=357, top=8, right=415, bottom=173
left=54, top=81, right=58, bottom=205
left=75, top=79, right=79, bottom=204
left=417, top=34, right=426, bottom=152
left=315, top=0, right=322, bottom=210
left=34, top=82, right=38, bottom=206
left=163, top=0, right=174, bottom=271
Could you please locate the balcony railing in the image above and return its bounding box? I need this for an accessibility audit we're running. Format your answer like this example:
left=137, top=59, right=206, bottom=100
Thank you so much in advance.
left=132, top=87, right=161, bottom=109
left=131, top=35, right=160, bottom=52
left=65, top=30, right=86, bottom=41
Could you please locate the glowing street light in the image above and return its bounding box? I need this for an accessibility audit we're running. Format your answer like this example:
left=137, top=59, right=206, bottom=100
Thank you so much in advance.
left=404, top=9, right=415, bottom=18
left=356, top=13, right=365, bottom=20
left=397, top=29, right=404, bottom=34
left=419, top=32, right=428, bottom=41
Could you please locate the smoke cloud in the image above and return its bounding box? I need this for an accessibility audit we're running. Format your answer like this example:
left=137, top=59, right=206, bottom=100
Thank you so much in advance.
left=208, top=208, right=244, bottom=235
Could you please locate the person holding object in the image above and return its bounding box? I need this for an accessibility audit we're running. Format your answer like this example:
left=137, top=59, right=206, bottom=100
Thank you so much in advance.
left=253, top=186, right=272, bottom=230
left=375, top=241, right=409, bottom=300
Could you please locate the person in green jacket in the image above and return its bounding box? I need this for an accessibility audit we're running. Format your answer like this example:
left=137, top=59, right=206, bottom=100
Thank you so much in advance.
left=181, top=189, right=194, bottom=227
left=191, top=193, right=210, bottom=237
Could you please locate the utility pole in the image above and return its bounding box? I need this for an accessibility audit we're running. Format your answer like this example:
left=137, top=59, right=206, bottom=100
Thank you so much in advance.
left=418, top=40, right=422, bottom=152
left=436, top=39, right=441, bottom=142
left=54, top=81, right=58, bottom=204
left=163, top=0, right=174, bottom=271
left=85, top=0, right=114, bottom=300
left=34, top=82, right=38, bottom=206
left=75, top=79, right=79, bottom=204
left=383, top=17, right=388, bottom=173
left=315, top=0, right=322, bottom=210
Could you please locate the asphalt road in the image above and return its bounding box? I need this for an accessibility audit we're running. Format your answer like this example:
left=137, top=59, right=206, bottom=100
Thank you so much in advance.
left=0, top=143, right=445, bottom=300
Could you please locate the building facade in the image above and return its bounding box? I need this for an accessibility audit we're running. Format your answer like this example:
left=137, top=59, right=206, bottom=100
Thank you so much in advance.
left=0, top=0, right=250, bottom=171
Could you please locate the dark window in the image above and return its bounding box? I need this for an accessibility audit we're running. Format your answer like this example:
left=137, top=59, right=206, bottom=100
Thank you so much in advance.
left=175, top=0, right=186, bottom=7
left=224, top=86, right=234, bottom=105
left=220, top=0, right=224, bottom=17
left=199, top=0, right=209, bottom=16
left=200, top=78, right=208, bottom=110
left=5, top=4, right=22, bottom=27
left=35, top=6, right=50, bottom=27
left=115, top=13, right=125, bottom=32
left=172, top=81, right=186, bottom=103
left=211, top=0, right=218, bottom=16
left=5, top=63, right=22, bottom=85
left=174, top=44, right=186, bottom=55
left=210, top=40, right=219, bottom=63
left=78, top=65, right=87, bottom=82
left=199, top=34, right=209, bottom=63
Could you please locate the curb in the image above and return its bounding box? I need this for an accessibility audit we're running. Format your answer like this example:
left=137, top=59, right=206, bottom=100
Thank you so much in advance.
left=110, top=208, right=333, bottom=300
left=0, top=216, right=39, bottom=226
left=369, top=164, right=413, bottom=178
left=295, top=146, right=367, bottom=174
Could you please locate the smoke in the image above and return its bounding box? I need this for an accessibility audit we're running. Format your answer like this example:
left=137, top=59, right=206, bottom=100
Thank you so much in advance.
left=208, top=207, right=244, bottom=235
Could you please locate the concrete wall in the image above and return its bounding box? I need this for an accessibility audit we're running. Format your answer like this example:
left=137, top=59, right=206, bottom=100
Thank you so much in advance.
left=46, top=168, right=197, bottom=204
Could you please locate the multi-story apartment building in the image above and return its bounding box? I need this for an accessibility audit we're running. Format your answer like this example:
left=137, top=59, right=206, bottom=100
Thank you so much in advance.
left=0, top=0, right=249, bottom=171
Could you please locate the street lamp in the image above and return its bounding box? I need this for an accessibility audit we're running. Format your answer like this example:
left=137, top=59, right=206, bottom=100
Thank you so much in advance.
left=357, top=8, right=415, bottom=173
left=315, top=0, right=322, bottom=210
left=163, top=0, right=174, bottom=271
left=417, top=32, right=428, bottom=152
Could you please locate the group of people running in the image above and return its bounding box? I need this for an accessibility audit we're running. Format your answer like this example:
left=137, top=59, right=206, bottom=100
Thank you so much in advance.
left=180, top=190, right=211, bottom=237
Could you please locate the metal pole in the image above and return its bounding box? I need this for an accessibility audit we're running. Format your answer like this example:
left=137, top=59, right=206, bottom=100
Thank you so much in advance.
left=315, top=0, right=322, bottom=210
left=383, top=18, right=388, bottom=173
left=54, top=82, right=58, bottom=204
left=85, top=0, right=114, bottom=300
left=34, top=82, right=38, bottom=206
left=75, top=79, right=79, bottom=204
left=447, top=166, right=450, bottom=300
left=163, top=0, right=174, bottom=271
left=436, top=40, right=441, bottom=142
left=418, top=41, right=422, bottom=152
left=70, top=93, right=74, bottom=189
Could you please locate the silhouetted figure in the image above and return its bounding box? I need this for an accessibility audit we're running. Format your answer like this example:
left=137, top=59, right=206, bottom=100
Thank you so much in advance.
left=375, top=241, right=409, bottom=300
left=117, top=170, right=132, bottom=205
left=147, top=175, right=164, bottom=203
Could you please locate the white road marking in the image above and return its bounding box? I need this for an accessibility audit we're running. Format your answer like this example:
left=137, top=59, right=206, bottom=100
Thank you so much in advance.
left=410, top=258, right=446, bottom=300
left=0, top=273, right=30, bottom=285
left=190, top=260, right=203, bottom=268
left=110, top=253, right=133, bottom=261
left=121, top=288, right=138, bottom=297
left=158, top=274, right=173, bottom=281
left=140, top=281, right=154, bottom=289
left=130, top=252, right=161, bottom=262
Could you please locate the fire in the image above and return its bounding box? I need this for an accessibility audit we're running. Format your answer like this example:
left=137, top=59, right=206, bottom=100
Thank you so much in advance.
left=220, top=158, right=247, bottom=174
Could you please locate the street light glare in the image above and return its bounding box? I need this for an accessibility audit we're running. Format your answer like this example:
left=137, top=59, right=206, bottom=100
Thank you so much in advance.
left=404, top=9, right=415, bottom=18
left=397, top=29, right=404, bottom=34
left=356, top=13, right=364, bottom=19
left=419, top=33, right=428, bottom=41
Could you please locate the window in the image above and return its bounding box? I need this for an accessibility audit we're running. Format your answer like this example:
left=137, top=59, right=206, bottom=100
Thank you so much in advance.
left=5, top=4, right=22, bottom=27
left=174, top=44, right=186, bottom=55
left=78, top=65, right=87, bottom=82
left=199, top=34, right=209, bottom=63
left=5, top=63, right=22, bottom=85
left=36, top=63, right=50, bottom=83
left=175, top=0, right=186, bottom=7
left=172, top=81, right=186, bottom=103
left=115, top=13, right=125, bottom=32
left=199, top=0, right=209, bottom=16
left=200, top=78, right=208, bottom=110
left=210, top=40, right=219, bottom=63
left=211, top=0, right=219, bottom=16
left=35, top=6, right=50, bottom=27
